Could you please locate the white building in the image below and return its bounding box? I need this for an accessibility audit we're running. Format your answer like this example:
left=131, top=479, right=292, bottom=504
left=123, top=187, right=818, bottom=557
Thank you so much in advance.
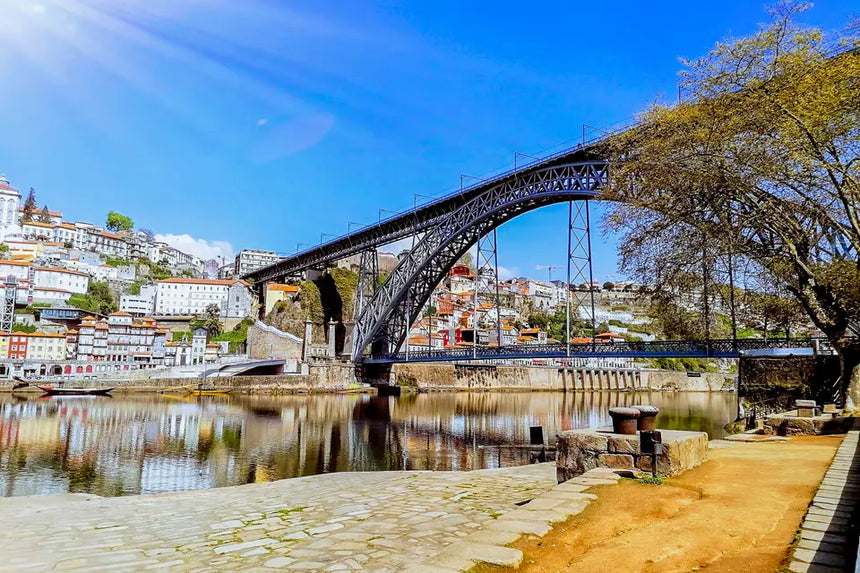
left=33, top=267, right=88, bottom=295
left=0, top=175, right=21, bottom=241
left=119, top=284, right=157, bottom=316
left=234, top=249, right=280, bottom=278
left=154, top=278, right=251, bottom=317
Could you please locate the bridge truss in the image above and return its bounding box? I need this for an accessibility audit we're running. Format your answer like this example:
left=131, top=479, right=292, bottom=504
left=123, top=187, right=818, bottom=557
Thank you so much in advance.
left=353, top=162, right=608, bottom=359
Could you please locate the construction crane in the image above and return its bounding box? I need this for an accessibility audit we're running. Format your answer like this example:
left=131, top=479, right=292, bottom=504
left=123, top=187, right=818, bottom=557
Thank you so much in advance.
left=535, top=265, right=560, bottom=283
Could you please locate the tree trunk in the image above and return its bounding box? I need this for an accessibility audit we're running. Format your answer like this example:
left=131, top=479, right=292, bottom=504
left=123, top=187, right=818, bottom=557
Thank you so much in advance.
left=833, top=341, right=860, bottom=408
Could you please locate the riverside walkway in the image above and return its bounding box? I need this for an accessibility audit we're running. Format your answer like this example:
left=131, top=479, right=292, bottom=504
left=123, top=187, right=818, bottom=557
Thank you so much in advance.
left=0, top=464, right=616, bottom=572
left=787, top=426, right=860, bottom=572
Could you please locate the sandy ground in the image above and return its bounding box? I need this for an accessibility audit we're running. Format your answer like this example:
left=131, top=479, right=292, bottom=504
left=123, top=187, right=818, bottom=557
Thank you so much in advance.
left=475, top=435, right=843, bottom=573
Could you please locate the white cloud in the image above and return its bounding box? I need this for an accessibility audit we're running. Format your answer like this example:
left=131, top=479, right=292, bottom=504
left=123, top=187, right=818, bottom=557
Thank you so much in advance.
left=154, top=233, right=234, bottom=262
left=254, top=112, right=335, bottom=161
left=257, top=118, right=268, bottom=126
left=497, top=266, right=518, bottom=280
left=381, top=235, right=418, bottom=255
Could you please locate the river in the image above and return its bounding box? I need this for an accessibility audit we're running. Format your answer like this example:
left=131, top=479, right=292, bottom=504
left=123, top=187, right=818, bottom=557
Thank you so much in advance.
left=0, top=391, right=736, bottom=497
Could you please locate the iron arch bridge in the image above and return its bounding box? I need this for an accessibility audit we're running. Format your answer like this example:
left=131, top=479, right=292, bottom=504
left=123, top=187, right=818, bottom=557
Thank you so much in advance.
left=355, top=161, right=606, bottom=359
left=243, top=141, right=819, bottom=364
left=244, top=139, right=610, bottom=362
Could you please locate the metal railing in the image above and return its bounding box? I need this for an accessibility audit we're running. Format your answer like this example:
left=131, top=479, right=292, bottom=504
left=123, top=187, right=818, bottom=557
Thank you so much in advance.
left=363, top=337, right=823, bottom=363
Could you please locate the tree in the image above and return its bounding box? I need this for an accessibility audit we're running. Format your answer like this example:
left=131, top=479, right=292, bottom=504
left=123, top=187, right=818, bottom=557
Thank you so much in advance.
left=20, top=188, right=36, bottom=223
left=106, top=211, right=134, bottom=232
left=190, top=303, right=223, bottom=337
left=602, top=281, right=615, bottom=291
left=602, top=4, right=860, bottom=403
left=68, top=281, right=117, bottom=315
left=37, top=205, right=52, bottom=224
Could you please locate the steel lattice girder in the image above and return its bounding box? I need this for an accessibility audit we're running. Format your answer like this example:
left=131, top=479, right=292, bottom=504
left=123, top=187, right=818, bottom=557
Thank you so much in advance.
left=354, top=162, right=608, bottom=359
left=242, top=146, right=602, bottom=285
left=363, top=337, right=821, bottom=363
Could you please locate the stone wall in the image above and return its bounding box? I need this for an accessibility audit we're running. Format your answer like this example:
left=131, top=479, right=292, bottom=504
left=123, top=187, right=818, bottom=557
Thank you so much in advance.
left=391, top=363, right=732, bottom=392
left=556, top=428, right=709, bottom=481
left=246, top=320, right=303, bottom=362
left=739, top=355, right=840, bottom=412
left=2, top=364, right=360, bottom=394
left=763, top=413, right=854, bottom=436
left=643, top=370, right=734, bottom=392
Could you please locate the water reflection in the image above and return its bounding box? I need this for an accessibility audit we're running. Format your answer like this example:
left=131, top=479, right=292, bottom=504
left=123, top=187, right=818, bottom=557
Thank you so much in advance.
left=0, top=391, right=735, bottom=498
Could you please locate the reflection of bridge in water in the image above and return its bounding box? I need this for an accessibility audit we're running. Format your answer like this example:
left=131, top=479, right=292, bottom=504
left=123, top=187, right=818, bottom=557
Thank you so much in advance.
left=0, top=392, right=735, bottom=497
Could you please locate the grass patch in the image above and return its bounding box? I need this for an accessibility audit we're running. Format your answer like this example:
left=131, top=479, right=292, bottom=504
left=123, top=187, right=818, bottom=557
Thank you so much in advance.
left=638, top=475, right=666, bottom=485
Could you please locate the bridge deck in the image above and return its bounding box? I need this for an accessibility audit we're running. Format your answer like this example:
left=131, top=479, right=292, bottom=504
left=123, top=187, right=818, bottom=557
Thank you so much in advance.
left=362, top=338, right=822, bottom=364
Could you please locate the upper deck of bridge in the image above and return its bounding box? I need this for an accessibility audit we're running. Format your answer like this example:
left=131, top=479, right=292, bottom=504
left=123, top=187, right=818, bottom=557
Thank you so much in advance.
left=243, top=138, right=608, bottom=284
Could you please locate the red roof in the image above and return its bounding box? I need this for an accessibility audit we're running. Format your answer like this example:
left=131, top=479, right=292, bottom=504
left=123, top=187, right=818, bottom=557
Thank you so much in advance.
left=157, top=278, right=249, bottom=287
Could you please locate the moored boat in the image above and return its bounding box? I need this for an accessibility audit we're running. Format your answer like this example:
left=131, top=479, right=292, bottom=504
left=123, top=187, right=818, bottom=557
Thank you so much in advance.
left=185, top=388, right=232, bottom=396
left=38, top=386, right=114, bottom=396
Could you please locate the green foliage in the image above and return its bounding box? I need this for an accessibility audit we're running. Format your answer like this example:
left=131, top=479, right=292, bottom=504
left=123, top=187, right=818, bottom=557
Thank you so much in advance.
left=602, top=281, right=615, bottom=291
left=37, top=205, right=52, bottom=224
left=105, top=211, right=133, bottom=232
left=137, top=258, right=172, bottom=280
left=297, top=280, right=323, bottom=323
left=596, top=322, right=610, bottom=334
left=638, top=475, right=666, bottom=485
left=189, top=303, right=223, bottom=337
left=128, top=281, right=143, bottom=295
left=212, top=317, right=254, bottom=353
left=20, top=188, right=37, bottom=223
left=528, top=309, right=579, bottom=341
left=102, top=256, right=132, bottom=267
left=423, top=304, right=438, bottom=318
left=0, top=244, right=8, bottom=253
left=458, top=252, right=474, bottom=271
left=328, top=267, right=359, bottom=318
left=67, top=281, right=117, bottom=315
left=647, top=357, right=720, bottom=372
left=11, top=323, right=36, bottom=333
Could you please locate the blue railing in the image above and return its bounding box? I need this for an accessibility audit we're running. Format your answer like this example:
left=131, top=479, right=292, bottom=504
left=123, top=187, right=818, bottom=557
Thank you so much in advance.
left=363, top=337, right=823, bottom=364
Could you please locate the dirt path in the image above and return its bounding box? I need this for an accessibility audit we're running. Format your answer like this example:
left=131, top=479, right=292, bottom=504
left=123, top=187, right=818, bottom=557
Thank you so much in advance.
left=475, top=435, right=843, bottom=573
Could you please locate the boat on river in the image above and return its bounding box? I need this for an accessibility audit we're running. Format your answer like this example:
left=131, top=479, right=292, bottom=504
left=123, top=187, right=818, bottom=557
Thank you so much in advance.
left=37, top=386, right=114, bottom=396
left=185, top=388, right=233, bottom=396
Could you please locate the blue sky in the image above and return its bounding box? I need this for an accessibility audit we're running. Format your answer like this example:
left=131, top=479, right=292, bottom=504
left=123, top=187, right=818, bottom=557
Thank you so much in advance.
left=0, top=0, right=856, bottom=280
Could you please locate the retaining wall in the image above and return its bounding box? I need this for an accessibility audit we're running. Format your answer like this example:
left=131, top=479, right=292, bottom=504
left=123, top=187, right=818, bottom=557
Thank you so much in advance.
left=3, top=364, right=359, bottom=394
left=392, top=363, right=732, bottom=392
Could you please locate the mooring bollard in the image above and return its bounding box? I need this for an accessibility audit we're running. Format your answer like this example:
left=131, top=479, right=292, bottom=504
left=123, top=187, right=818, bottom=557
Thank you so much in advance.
left=633, top=405, right=659, bottom=431
left=608, top=407, right=640, bottom=435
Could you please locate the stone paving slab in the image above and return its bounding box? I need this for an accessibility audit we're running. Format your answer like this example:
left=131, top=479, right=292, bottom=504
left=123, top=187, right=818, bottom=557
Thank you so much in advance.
left=788, top=428, right=860, bottom=573
left=0, top=465, right=559, bottom=572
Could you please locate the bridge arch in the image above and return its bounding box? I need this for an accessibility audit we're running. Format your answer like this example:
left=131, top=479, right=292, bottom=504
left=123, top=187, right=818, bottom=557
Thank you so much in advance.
left=354, top=161, right=608, bottom=359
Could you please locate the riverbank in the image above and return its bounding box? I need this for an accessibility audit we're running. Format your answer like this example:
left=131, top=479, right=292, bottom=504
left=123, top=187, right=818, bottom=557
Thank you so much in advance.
left=0, top=362, right=738, bottom=394
left=474, top=435, right=843, bottom=573
left=0, top=436, right=845, bottom=572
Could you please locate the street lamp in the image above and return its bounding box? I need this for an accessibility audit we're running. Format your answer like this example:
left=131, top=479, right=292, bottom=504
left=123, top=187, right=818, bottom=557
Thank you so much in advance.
left=514, top=152, right=540, bottom=170
left=378, top=208, right=397, bottom=222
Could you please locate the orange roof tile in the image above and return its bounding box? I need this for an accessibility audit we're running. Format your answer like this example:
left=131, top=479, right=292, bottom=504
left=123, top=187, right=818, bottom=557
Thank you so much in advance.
left=266, top=283, right=300, bottom=293
left=0, top=260, right=31, bottom=267
left=35, top=267, right=88, bottom=277
left=157, top=278, right=250, bottom=287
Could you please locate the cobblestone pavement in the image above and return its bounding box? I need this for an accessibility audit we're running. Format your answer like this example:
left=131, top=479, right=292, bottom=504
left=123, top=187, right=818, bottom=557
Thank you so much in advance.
left=0, top=463, right=611, bottom=572
left=788, top=427, right=860, bottom=573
